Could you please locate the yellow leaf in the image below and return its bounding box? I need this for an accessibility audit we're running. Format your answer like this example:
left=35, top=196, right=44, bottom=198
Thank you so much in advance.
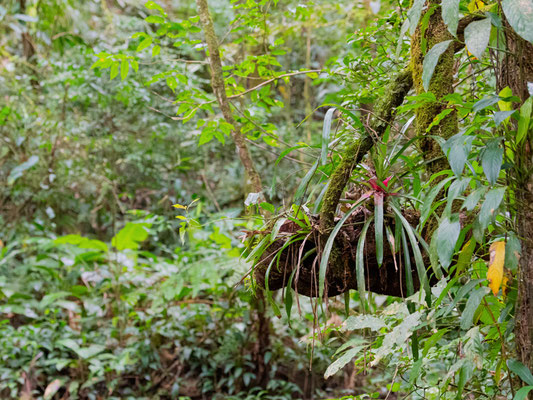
left=175, top=215, right=187, bottom=220
left=172, top=203, right=187, bottom=210
left=487, top=241, right=505, bottom=295
left=467, top=0, right=488, bottom=12
left=502, top=275, right=509, bottom=298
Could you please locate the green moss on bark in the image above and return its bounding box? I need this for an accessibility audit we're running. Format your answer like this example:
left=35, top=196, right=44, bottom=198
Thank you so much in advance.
left=318, top=69, right=413, bottom=282
left=319, top=69, right=413, bottom=235
left=410, top=1, right=458, bottom=176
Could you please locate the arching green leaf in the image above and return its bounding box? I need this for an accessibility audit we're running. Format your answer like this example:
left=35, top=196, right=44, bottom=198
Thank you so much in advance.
left=422, top=40, right=453, bottom=92
left=408, top=0, right=425, bottom=35
left=321, top=108, right=336, bottom=165
left=436, top=214, right=461, bottom=269
left=508, top=359, right=533, bottom=386
left=517, top=97, right=532, bottom=144
left=356, top=216, right=374, bottom=312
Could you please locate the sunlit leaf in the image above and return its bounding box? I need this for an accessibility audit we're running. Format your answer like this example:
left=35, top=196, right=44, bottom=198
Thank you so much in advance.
left=111, top=222, right=151, bottom=250
left=137, top=36, right=152, bottom=51
left=120, top=58, right=129, bottom=80
left=517, top=97, right=532, bottom=144
left=455, top=238, right=476, bottom=275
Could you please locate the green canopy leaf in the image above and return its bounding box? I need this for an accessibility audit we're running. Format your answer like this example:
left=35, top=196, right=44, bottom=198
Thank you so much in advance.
left=422, top=40, right=453, bottom=92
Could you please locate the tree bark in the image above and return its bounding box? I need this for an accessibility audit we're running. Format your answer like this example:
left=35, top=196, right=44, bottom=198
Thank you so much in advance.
left=497, top=14, right=533, bottom=378
left=318, top=69, right=413, bottom=234
left=410, top=0, right=458, bottom=177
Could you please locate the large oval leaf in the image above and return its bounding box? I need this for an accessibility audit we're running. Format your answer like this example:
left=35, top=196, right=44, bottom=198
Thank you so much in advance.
left=442, top=0, right=460, bottom=36
left=481, top=139, right=503, bottom=185
left=464, top=18, right=492, bottom=60
left=502, top=0, right=533, bottom=44
left=408, top=0, right=425, bottom=35
left=422, top=40, right=453, bottom=92
left=436, top=215, right=461, bottom=269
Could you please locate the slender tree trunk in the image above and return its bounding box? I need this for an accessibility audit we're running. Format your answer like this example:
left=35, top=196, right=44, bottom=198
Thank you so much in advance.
left=196, top=0, right=263, bottom=196
left=303, top=25, right=312, bottom=144
left=497, top=16, right=533, bottom=377
left=196, top=0, right=271, bottom=386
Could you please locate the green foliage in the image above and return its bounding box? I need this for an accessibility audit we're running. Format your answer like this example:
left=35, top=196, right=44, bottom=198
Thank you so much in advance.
left=0, top=216, right=332, bottom=399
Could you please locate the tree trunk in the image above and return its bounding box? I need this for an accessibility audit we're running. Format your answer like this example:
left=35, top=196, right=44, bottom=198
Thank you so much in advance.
left=196, top=0, right=263, bottom=196
left=497, top=15, right=533, bottom=377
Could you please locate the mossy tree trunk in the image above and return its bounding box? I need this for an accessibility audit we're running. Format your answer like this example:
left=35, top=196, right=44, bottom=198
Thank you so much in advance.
left=409, top=0, right=459, bottom=245
left=410, top=1, right=457, bottom=176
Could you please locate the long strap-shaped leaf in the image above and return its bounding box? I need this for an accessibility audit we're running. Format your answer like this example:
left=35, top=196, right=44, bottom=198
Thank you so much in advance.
left=321, top=108, right=336, bottom=166
left=357, top=216, right=374, bottom=313
left=374, top=193, right=384, bottom=267
left=319, top=193, right=371, bottom=300
left=389, top=202, right=431, bottom=307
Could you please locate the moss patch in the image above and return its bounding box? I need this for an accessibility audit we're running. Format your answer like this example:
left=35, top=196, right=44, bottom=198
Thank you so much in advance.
left=410, top=0, right=458, bottom=176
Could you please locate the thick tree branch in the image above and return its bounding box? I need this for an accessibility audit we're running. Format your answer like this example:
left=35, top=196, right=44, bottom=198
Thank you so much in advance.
left=318, top=69, right=413, bottom=234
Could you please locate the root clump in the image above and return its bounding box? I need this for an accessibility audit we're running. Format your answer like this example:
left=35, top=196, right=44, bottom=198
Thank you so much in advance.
left=253, top=205, right=423, bottom=298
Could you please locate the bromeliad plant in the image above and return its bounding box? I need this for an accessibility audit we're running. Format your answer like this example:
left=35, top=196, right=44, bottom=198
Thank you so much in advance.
left=248, top=109, right=432, bottom=314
